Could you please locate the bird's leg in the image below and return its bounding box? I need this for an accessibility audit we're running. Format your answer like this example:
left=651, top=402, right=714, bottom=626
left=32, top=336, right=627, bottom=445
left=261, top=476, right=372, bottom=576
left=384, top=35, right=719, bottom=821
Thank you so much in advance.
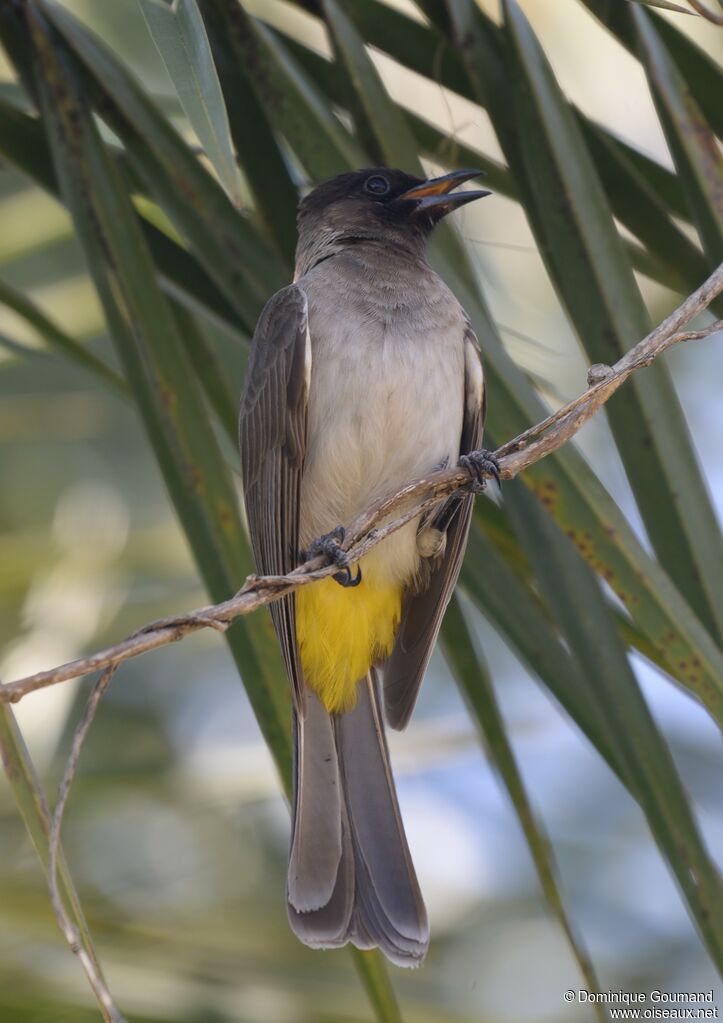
left=459, top=449, right=502, bottom=493
left=302, top=526, right=362, bottom=588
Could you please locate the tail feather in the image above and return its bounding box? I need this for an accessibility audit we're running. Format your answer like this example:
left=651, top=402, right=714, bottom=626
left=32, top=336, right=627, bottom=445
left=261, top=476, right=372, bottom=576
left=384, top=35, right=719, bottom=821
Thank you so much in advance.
left=288, top=693, right=344, bottom=912
left=286, top=677, right=428, bottom=966
left=336, top=673, right=429, bottom=964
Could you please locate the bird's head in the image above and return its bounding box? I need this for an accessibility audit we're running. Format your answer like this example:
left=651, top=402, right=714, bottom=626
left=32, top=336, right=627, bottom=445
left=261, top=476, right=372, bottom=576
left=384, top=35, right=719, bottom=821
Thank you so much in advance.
left=295, top=167, right=490, bottom=274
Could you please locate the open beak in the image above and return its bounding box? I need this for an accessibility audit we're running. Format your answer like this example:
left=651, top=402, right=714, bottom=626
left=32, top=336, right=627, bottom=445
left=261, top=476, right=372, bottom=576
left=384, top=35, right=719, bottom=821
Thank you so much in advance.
left=398, top=169, right=491, bottom=213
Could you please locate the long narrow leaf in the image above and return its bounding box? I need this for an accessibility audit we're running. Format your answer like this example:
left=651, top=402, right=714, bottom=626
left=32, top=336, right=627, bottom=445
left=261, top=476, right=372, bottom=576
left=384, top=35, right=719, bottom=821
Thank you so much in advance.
left=206, top=0, right=723, bottom=717
left=273, top=21, right=690, bottom=295
left=322, top=0, right=420, bottom=168
left=461, top=522, right=628, bottom=783
left=138, top=0, right=244, bottom=206
left=632, top=7, right=723, bottom=268
left=581, top=0, right=723, bottom=138
left=503, top=480, right=723, bottom=969
left=578, top=115, right=713, bottom=300
left=0, top=275, right=125, bottom=393
left=40, top=3, right=288, bottom=310
left=474, top=500, right=680, bottom=680
left=23, top=1, right=292, bottom=783
left=0, top=98, right=253, bottom=337
left=2, top=10, right=721, bottom=725
left=446, top=0, right=723, bottom=646
left=297, top=0, right=691, bottom=220
left=18, top=9, right=401, bottom=1017
left=200, top=0, right=364, bottom=179
left=441, top=596, right=604, bottom=1016
left=199, top=1, right=298, bottom=262
left=171, top=299, right=238, bottom=444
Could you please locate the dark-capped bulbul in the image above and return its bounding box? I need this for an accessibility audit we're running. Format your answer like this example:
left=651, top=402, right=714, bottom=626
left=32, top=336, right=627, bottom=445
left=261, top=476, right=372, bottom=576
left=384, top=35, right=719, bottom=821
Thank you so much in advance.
left=239, top=168, right=496, bottom=966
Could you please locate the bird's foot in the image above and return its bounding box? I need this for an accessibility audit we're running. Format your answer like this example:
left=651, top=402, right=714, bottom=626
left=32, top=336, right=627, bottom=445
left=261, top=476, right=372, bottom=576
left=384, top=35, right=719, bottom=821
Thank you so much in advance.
left=459, top=449, right=502, bottom=494
left=303, top=526, right=362, bottom=588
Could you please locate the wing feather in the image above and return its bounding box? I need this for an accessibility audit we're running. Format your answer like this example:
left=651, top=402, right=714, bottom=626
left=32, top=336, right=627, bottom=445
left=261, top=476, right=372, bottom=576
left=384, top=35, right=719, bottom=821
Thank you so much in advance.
left=383, top=325, right=486, bottom=730
left=239, top=284, right=309, bottom=710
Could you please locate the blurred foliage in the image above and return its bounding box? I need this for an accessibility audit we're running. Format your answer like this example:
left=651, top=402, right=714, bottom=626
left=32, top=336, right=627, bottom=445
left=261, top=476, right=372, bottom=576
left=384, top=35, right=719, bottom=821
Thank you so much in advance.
left=0, top=0, right=722, bottom=1021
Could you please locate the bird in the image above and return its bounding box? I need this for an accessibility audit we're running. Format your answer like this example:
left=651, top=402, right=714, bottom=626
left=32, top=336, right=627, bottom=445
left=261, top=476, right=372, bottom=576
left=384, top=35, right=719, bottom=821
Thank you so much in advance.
left=239, top=167, right=497, bottom=967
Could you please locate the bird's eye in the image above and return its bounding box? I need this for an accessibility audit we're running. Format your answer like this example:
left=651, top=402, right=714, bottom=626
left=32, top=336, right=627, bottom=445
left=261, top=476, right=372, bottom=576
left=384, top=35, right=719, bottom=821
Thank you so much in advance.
left=364, top=174, right=391, bottom=197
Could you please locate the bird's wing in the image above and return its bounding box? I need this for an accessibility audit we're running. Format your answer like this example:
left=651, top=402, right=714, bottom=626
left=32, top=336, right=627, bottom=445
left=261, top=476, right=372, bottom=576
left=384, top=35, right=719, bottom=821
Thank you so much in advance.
left=382, top=324, right=486, bottom=730
left=239, top=284, right=310, bottom=712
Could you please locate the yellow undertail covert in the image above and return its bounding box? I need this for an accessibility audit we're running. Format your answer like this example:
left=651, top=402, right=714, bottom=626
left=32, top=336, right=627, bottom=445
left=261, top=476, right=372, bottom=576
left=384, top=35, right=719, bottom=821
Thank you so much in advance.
left=296, top=554, right=402, bottom=715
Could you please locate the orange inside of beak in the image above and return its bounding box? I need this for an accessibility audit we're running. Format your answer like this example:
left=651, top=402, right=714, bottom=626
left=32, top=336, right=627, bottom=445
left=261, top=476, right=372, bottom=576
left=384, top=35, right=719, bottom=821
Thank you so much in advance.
left=399, top=178, right=461, bottom=200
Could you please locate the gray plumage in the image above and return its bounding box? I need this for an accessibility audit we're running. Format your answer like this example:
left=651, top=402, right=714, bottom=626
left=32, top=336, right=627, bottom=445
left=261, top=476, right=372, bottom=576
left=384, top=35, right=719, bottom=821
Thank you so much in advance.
left=239, top=168, right=488, bottom=966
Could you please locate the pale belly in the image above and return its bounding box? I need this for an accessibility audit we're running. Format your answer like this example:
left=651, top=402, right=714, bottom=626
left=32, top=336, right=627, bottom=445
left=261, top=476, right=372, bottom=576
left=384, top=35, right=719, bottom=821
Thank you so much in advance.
left=299, top=319, right=465, bottom=588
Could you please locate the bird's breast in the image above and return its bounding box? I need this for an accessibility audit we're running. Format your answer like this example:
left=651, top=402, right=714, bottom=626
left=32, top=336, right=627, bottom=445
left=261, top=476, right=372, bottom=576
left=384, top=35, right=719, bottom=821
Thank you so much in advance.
left=298, top=269, right=466, bottom=585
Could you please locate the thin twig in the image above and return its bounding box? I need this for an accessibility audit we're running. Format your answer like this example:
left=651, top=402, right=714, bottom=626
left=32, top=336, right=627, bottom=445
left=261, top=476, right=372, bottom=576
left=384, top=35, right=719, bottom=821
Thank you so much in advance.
left=1, top=263, right=721, bottom=707
left=47, top=665, right=126, bottom=1023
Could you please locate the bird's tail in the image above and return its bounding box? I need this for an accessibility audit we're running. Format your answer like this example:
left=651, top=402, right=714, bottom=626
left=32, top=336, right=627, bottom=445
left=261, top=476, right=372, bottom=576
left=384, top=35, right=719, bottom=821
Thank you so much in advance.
left=287, top=672, right=429, bottom=967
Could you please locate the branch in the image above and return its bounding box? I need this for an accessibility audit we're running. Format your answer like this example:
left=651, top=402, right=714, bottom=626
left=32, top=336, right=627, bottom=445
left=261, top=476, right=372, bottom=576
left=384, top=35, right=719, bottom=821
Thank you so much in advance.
left=1, top=263, right=722, bottom=706
left=47, top=664, right=126, bottom=1023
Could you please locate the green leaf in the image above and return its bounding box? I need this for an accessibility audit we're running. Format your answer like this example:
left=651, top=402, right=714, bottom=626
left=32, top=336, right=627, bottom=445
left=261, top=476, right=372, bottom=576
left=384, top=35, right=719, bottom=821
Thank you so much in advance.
left=577, top=115, right=713, bottom=300
left=23, top=0, right=291, bottom=787
left=441, top=595, right=604, bottom=1017
left=199, top=0, right=364, bottom=179
left=281, top=0, right=723, bottom=720
left=502, top=480, right=723, bottom=968
left=2, top=6, right=721, bottom=726
left=295, top=0, right=691, bottom=220
left=137, top=0, right=244, bottom=206
left=199, top=0, right=298, bottom=262
left=473, top=500, right=678, bottom=680
left=0, top=274, right=126, bottom=393
left=322, top=0, right=422, bottom=169
left=39, top=3, right=288, bottom=312
left=317, top=0, right=489, bottom=300
left=464, top=0, right=723, bottom=645
left=581, top=0, right=723, bottom=138
left=461, top=520, right=627, bottom=782
left=599, top=126, right=690, bottom=219
left=170, top=299, right=238, bottom=445
left=0, top=101, right=254, bottom=339
left=632, top=6, right=723, bottom=267
left=17, top=9, right=400, bottom=1016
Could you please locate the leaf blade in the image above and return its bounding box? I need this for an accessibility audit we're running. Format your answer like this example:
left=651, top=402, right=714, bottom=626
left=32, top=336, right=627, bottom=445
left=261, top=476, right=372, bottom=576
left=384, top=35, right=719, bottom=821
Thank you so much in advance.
left=200, top=0, right=364, bottom=180
left=632, top=6, right=723, bottom=267
left=0, top=274, right=126, bottom=393
left=449, top=0, right=723, bottom=645
left=441, top=595, right=604, bottom=1016
left=138, top=0, right=244, bottom=206
left=502, top=479, right=723, bottom=968
left=24, top=0, right=292, bottom=785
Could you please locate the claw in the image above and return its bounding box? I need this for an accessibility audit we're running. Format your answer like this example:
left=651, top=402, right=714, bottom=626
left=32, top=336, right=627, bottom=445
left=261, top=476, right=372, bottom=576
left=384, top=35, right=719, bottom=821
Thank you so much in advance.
left=459, top=449, right=502, bottom=494
left=333, top=564, right=363, bottom=587
left=303, top=526, right=362, bottom=588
